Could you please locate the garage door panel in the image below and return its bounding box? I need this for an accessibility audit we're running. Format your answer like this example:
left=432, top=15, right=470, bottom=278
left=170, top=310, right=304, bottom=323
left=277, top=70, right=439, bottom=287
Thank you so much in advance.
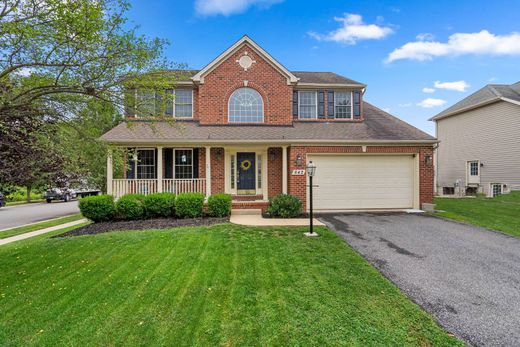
left=309, top=155, right=415, bottom=210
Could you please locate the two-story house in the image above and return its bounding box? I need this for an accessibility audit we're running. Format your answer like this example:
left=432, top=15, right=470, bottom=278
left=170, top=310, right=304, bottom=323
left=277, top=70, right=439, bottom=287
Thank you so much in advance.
left=101, top=36, right=436, bottom=212
left=432, top=81, right=520, bottom=197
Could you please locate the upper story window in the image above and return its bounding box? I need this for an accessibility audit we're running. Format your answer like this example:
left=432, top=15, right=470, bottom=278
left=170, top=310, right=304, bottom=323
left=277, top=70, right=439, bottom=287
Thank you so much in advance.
left=133, top=89, right=193, bottom=118
left=298, top=91, right=317, bottom=119
left=228, top=87, right=264, bottom=123
left=335, top=92, right=352, bottom=119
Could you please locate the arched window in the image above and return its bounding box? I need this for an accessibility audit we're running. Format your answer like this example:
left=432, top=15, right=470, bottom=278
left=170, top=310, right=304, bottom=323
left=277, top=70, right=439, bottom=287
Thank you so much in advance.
left=228, top=87, right=264, bottom=123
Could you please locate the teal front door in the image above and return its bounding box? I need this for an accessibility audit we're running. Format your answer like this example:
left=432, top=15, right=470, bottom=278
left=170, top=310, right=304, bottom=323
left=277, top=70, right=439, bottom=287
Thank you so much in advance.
left=237, top=152, right=256, bottom=195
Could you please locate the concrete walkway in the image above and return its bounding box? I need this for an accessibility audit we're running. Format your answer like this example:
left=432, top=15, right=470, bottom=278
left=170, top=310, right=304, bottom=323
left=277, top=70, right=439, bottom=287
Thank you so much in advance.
left=230, top=209, right=324, bottom=227
left=0, top=219, right=88, bottom=246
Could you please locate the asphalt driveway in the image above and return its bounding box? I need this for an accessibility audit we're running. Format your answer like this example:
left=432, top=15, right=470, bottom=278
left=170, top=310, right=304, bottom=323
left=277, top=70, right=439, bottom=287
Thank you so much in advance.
left=319, top=213, right=520, bottom=347
left=0, top=201, right=80, bottom=230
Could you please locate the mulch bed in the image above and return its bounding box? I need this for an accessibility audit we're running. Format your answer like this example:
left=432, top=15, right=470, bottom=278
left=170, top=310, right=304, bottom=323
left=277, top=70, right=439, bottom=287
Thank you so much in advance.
left=53, top=217, right=229, bottom=238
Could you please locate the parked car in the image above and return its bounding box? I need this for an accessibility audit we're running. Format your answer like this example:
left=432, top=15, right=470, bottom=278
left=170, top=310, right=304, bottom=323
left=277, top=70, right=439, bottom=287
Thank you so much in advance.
left=0, top=192, right=5, bottom=208
left=44, top=186, right=101, bottom=203
left=44, top=188, right=77, bottom=203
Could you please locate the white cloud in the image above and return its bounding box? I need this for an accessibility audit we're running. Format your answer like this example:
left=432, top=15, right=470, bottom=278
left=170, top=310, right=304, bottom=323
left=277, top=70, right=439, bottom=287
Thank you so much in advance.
left=422, top=87, right=435, bottom=93
left=434, top=80, right=469, bottom=92
left=417, top=98, right=447, bottom=108
left=195, top=0, right=283, bottom=16
left=416, top=33, right=435, bottom=41
left=386, top=30, right=520, bottom=62
left=309, top=13, right=393, bottom=45
left=398, top=102, right=412, bottom=107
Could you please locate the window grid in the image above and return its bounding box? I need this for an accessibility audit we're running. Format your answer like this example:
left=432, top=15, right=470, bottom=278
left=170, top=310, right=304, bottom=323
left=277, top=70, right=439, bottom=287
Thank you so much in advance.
left=137, top=149, right=156, bottom=179
left=335, top=92, right=352, bottom=119
left=174, top=149, right=193, bottom=179
left=469, top=162, right=479, bottom=176
left=257, top=154, right=262, bottom=189
left=230, top=155, right=236, bottom=189
left=299, top=91, right=317, bottom=119
left=175, top=89, right=193, bottom=118
left=228, top=87, right=264, bottom=123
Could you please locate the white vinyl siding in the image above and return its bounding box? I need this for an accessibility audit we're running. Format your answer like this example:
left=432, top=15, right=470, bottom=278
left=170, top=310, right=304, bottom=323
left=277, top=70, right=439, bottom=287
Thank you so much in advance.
left=436, top=101, right=520, bottom=195
left=298, top=91, right=317, bottom=119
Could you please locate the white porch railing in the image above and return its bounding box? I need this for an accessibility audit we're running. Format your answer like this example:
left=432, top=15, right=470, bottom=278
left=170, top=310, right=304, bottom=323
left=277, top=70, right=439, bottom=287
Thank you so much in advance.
left=163, top=179, right=206, bottom=195
left=111, top=179, right=206, bottom=199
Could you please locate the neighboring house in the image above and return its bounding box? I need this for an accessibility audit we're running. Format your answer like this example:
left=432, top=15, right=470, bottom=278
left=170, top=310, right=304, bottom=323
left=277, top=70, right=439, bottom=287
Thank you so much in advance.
left=431, top=81, right=520, bottom=197
left=101, top=36, right=436, bottom=211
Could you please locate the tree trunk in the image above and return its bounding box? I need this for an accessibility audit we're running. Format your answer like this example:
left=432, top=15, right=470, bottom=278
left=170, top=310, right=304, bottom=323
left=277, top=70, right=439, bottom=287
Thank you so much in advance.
left=26, top=185, right=32, bottom=203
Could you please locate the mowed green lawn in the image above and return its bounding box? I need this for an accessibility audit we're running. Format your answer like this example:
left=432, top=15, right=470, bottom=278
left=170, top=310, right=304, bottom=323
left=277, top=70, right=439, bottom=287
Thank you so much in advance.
left=435, top=191, right=520, bottom=238
left=0, top=224, right=461, bottom=346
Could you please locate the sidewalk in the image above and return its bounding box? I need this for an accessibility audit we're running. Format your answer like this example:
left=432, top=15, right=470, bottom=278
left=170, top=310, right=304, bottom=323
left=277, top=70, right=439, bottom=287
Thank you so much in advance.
left=0, top=219, right=88, bottom=246
left=230, top=210, right=324, bottom=227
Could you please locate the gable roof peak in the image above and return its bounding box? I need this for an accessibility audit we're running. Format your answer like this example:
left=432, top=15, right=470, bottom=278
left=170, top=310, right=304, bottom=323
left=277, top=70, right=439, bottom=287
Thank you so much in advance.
left=192, top=35, right=299, bottom=85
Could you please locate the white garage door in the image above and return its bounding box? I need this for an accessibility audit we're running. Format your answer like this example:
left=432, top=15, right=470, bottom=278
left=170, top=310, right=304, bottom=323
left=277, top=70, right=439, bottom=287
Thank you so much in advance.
left=308, top=155, right=415, bottom=210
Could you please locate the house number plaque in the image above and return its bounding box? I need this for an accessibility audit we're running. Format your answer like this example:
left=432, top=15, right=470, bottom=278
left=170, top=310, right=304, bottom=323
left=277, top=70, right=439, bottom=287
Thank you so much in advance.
left=292, top=169, right=305, bottom=176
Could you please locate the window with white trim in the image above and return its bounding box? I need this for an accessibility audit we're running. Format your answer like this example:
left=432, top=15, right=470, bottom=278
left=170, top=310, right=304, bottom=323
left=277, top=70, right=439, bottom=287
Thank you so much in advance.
left=136, top=149, right=156, bottom=179
left=335, top=91, right=352, bottom=119
left=469, top=161, right=479, bottom=176
left=174, top=89, right=193, bottom=118
left=228, top=87, right=264, bottom=123
left=174, top=149, right=194, bottom=179
left=298, top=91, right=317, bottom=119
left=491, top=183, right=502, bottom=197
left=136, top=90, right=156, bottom=118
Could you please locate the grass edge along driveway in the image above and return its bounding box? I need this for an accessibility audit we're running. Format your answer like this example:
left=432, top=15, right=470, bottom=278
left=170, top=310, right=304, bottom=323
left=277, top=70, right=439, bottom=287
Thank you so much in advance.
left=0, top=214, right=84, bottom=240
left=435, top=191, right=520, bottom=238
left=0, top=224, right=462, bottom=346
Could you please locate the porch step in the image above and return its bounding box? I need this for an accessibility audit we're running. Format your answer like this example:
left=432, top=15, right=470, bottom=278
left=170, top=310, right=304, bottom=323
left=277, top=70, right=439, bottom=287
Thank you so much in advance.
left=231, top=209, right=262, bottom=216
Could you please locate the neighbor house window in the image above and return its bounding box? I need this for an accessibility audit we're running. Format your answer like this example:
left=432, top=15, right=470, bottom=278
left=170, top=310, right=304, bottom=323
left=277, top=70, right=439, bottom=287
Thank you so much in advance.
left=469, top=161, right=479, bottom=176
left=491, top=183, right=502, bottom=197
left=228, top=87, right=264, bottom=123
left=298, top=91, right=317, bottom=119
left=136, top=149, right=156, bottom=179
left=335, top=92, right=352, bottom=119
left=174, top=149, right=193, bottom=179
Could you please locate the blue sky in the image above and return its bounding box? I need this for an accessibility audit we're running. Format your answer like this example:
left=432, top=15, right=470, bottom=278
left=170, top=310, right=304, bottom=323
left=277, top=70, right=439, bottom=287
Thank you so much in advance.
left=126, top=0, right=520, bottom=135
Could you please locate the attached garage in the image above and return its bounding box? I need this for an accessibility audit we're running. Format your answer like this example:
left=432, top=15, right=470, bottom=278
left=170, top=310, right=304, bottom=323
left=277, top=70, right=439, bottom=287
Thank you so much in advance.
left=307, top=154, right=418, bottom=210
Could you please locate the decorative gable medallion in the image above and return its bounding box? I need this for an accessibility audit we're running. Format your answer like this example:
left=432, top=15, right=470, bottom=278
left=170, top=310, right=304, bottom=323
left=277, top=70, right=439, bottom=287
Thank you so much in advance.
left=236, top=51, right=256, bottom=71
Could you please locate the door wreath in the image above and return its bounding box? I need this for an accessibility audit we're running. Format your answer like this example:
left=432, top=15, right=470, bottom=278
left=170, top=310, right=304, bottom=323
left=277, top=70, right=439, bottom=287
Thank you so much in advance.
left=240, top=159, right=252, bottom=171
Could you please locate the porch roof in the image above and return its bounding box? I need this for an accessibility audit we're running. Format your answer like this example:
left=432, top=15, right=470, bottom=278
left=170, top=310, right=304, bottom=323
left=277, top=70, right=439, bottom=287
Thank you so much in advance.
left=101, top=102, right=436, bottom=144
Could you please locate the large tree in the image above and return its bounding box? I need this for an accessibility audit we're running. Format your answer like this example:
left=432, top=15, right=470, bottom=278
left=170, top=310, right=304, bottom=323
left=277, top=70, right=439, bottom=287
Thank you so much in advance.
left=0, top=0, right=177, bottom=193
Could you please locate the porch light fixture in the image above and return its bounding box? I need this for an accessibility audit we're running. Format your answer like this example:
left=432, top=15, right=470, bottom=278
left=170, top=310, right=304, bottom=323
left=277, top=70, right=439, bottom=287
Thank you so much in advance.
left=269, top=148, right=276, bottom=161
left=295, top=154, right=303, bottom=166
left=215, top=148, right=223, bottom=160
left=425, top=155, right=433, bottom=167
left=305, top=161, right=318, bottom=237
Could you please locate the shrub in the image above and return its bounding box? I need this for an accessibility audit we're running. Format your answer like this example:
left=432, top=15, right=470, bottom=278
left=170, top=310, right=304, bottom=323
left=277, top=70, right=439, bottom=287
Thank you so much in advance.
left=116, top=194, right=145, bottom=220
left=79, top=195, right=115, bottom=222
left=207, top=193, right=232, bottom=217
left=175, top=193, right=205, bottom=218
left=144, top=193, right=176, bottom=218
left=267, top=194, right=302, bottom=218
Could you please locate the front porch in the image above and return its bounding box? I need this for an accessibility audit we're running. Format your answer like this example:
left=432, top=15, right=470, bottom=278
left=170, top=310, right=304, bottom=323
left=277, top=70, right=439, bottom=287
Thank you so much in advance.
left=106, top=146, right=289, bottom=204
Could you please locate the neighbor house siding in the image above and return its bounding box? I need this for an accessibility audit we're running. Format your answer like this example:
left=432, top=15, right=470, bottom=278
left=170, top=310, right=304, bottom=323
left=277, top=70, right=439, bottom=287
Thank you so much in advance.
left=436, top=101, right=520, bottom=195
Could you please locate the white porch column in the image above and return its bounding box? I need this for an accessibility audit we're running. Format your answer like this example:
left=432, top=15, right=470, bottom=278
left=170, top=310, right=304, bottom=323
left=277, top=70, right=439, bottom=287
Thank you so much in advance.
left=157, top=146, right=163, bottom=193
left=205, top=146, right=211, bottom=197
left=282, top=146, right=288, bottom=194
left=106, top=149, right=113, bottom=195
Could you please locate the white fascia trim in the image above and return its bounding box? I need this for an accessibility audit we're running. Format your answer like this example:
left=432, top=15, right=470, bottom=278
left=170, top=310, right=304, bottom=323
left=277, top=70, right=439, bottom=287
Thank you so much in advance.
left=429, top=97, right=502, bottom=121
left=104, top=139, right=439, bottom=146
left=296, top=83, right=367, bottom=88
left=192, top=35, right=299, bottom=85
left=501, top=97, right=520, bottom=106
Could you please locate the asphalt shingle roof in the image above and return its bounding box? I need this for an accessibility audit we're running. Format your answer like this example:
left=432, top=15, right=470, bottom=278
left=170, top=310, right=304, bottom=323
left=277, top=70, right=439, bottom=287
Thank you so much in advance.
left=100, top=102, right=435, bottom=144
left=432, top=81, right=520, bottom=120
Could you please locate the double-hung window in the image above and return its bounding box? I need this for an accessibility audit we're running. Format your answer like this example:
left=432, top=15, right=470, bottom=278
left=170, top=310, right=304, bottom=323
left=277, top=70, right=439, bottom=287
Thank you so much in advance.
left=136, top=149, right=156, bottom=179
left=174, top=89, right=193, bottom=118
left=335, top=92, right=352, bottom=119
left=134, top=89, right=192, bottom=118
left=298, top=91, right=317, bottom=119
left=135, top=90, right=156, bottom=118
left=469, top=161, right=479, bottom=176
left=174, top=149, right=194, bottom=179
